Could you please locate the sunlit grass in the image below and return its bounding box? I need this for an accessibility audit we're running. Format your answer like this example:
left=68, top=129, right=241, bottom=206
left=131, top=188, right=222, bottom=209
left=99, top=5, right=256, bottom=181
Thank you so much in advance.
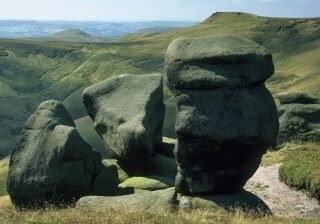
left=0, top=199, right=319, bottom=224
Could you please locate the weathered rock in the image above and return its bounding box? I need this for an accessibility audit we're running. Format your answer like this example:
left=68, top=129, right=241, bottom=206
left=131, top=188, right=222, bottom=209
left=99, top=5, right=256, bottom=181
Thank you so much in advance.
left=149, top=153, right=177, bottom=179
left=162, top=98, right=177, bottom=138
left=91, top=165, right=119, bottom=196
left=83, top=74, right=165, bottom=169
left=77, top=188, right=176, bottom=212
left=154, top=137, right=176, bottom=158
left=77, top=188, right=270, bottom=215
left=119, top=175, right=174, bottom=191
left=165, top=35, right=279, bottom=194
left=102, top=153, right=177, bottom=185
left=278, top=92, right=318, bottom=105
left=75, top=116, right=108, bottom=158
left=102, top=159, right=130, bottom=183
left=7, top=100, right=118, bottom=209
left=165, top=35, right=274, bottom=92
left=278, top=102, right=320, bottom=143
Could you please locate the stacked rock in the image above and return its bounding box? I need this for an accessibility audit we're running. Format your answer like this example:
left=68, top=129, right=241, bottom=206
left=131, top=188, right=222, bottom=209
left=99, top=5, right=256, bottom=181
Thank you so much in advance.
left=7, top=100, right=119, bottom=209
left=278, top=91, right=320, bottom=143
left=83, top=74, right=165, bottom=171
left=165, top=35, right=279, bottom=194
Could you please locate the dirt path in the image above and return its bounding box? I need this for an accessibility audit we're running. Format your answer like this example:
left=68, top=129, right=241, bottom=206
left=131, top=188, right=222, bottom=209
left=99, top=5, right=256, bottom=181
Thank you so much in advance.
left=245, top=164, right=320, bottom=218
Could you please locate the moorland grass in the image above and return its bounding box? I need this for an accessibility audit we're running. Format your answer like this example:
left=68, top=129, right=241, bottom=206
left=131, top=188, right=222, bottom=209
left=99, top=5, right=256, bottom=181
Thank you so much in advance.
left=0, top=198, right=319, bottom=224
left=0, top=157, right=9, bottom=196
left=279, top=142, right=320, bottom=200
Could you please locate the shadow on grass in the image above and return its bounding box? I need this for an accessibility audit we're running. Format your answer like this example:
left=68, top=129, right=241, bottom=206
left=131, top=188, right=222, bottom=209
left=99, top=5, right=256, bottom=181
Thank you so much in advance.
left=188, top=189, right=271, bottom=216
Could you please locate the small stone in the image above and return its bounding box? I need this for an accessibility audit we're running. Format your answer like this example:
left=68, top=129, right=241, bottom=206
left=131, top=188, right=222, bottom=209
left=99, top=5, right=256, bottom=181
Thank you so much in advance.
left=179, top=196, right=193, bottom=211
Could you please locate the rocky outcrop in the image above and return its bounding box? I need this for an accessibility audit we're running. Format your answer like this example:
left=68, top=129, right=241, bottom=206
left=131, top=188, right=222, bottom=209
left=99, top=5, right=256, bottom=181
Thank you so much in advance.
left=278, top=92, right=320, bottom=143
left=7, top=100, right=119, bottom=209
left=165, top=35, right=279, bottom=194
left=278, top=91, right=318, bottom=105
left=83, top=74, right=165, bottom=169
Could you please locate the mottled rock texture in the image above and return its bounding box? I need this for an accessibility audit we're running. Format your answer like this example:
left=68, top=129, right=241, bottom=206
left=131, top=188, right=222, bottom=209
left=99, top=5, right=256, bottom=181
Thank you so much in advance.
left=165, top=35, right=278, bottom=194
left=83, top=74, right=165, bottom=169
left=7, top=100, right=118, bottom=209
left=77, top=188, right=176, bottom=212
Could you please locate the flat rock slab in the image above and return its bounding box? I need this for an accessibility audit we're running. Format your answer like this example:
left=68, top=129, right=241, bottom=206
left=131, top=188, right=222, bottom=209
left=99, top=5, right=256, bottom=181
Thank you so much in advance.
left=278, top=92, right=318, bottom=105
left=119, top=176, right=174, bottom=191
left=77, top=187, right=270, bottom=215
left=77, top=188, right=176, bottom=212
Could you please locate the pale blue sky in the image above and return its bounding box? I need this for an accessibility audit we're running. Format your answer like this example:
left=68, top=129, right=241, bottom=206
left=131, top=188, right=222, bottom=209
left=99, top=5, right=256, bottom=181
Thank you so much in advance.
left=0, top=0, right=319, bottom=21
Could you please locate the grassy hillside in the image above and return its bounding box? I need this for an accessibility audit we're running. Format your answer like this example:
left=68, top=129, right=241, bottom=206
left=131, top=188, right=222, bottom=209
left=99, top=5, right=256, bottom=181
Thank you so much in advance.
left=46, top=29, right=113, bottom=43
left=0, top=12, right=319, bottom=158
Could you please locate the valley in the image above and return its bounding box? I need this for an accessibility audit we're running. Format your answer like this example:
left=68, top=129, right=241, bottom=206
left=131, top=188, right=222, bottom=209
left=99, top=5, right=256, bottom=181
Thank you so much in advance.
left=0, top=12, right=319, bottom=158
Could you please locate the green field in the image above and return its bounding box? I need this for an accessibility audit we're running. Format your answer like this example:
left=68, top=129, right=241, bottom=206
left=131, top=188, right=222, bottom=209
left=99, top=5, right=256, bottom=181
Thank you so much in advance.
left=0, top=12, right=320, bottom=158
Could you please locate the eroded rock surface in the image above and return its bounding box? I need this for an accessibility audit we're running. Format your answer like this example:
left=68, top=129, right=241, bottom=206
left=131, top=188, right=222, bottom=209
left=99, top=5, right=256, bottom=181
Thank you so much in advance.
left=83, top=74, right=165, bottom=168
left=165, top=35, right=279, bottom=194
left=7, top=100, right=119, bottom=209
left=77, top=188, right=176, bottom=212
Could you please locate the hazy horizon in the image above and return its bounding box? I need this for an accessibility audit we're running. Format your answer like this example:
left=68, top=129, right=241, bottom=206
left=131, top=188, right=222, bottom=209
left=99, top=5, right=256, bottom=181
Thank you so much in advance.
left=0, top=0, right=319, bottom=22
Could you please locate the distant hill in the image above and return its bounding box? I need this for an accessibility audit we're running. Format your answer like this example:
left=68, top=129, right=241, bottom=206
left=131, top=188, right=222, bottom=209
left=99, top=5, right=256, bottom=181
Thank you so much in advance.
left=46, top=29, right=112, bottom=42
left=0, top=20, right=197, bottom=38
left=0, top=12, right=319, bottom=158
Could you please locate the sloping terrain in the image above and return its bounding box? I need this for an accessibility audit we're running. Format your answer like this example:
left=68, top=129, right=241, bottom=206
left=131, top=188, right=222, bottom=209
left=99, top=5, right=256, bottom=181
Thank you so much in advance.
left=0, top=12, right=319, bottom=158
left=44, top=29, right=113, bottom=42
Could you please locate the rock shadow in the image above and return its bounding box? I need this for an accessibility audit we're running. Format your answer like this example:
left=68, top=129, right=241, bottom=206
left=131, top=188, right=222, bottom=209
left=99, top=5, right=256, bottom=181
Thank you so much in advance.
left=187, top=189, right=271, bottom=216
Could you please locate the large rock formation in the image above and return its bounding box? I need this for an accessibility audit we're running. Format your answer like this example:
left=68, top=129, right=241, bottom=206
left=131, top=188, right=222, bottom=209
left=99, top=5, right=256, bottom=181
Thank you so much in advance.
left=82, top=74, right=165, bottom=168
left=165, top=35, right=279, bottom=194
left=7, top=100, right=119, bottom=209
left=278, top=92, right=320, bottom=143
